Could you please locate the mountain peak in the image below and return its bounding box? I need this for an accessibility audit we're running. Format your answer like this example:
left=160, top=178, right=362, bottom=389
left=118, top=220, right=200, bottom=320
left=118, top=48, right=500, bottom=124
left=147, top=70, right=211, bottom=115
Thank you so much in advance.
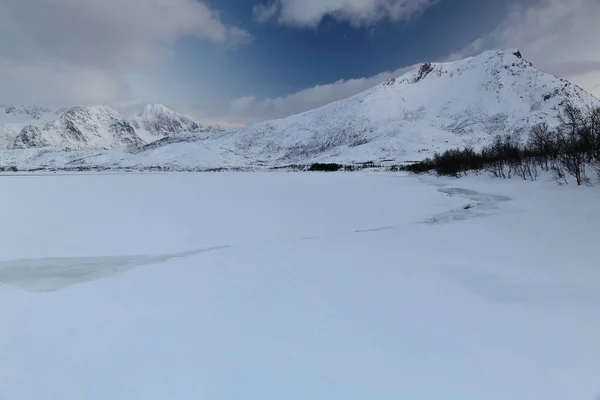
left=132, top=104, right=206, bottom=140
left=383, top=49, right=533, bottom=89
left=507, top=48, right=523, bottom=59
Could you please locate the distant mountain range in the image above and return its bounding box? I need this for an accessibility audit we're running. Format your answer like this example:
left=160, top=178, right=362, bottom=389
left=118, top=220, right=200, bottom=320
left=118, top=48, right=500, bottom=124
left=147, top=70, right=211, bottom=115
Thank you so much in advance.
left=1, top=49, right=599, bottom=171
left=0, top=104, right=222, bottom=151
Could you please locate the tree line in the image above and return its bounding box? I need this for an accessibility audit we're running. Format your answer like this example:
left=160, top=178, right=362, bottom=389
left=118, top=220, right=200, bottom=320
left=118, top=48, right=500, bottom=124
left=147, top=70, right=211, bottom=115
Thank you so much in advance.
left=405, top=103, right=600, bottom=185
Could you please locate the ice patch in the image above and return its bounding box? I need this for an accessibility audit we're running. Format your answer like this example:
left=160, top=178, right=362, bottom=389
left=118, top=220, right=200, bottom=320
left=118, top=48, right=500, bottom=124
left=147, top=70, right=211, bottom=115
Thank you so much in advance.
left=0, top=246, right=229, bottom=292
left=354, top=226, right=395, bottom=233
left=422, top=187, right=511, bottom=224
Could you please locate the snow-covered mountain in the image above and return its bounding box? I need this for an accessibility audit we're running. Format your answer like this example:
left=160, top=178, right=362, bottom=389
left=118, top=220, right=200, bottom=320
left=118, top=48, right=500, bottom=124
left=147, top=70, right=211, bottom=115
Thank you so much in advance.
left=2, top=104, right=216, bottom=151
left=0, top=105, right=57, bottom=149
left=130, top=104, right=221, bottom=143
left=206, top=49, right=600, bottom=164
left=11, top=106, right=143, bottom=150
left=2, top=50, right=599, bottom=170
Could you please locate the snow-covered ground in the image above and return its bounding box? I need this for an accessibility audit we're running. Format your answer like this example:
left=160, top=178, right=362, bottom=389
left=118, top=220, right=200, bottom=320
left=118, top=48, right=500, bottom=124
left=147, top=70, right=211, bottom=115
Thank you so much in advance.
left=0, top=172, right=599, bottom=399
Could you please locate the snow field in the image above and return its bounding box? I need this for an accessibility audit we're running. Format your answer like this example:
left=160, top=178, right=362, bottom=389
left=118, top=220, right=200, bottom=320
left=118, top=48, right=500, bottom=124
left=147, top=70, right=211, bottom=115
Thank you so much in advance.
left=0, top=172, right=599, bottom=400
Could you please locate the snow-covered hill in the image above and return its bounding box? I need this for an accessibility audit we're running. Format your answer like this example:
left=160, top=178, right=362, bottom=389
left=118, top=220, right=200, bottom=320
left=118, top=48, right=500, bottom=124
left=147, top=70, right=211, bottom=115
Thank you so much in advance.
left=209, top=49, right=599, bottom=165
left=1, top=50, right=599, bottom=170
left=1, top=104, right=217, bottom=151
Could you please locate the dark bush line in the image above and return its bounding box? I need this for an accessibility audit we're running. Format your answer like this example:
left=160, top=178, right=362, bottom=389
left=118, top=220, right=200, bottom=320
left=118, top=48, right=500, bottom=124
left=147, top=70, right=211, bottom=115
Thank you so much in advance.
left=403, top=103, right=600, bottom=185
left=308, top=163, right=384, bottom=171
left=309, top=163, right=342, bottom=171
left=276, top=162, right=393, bottom=172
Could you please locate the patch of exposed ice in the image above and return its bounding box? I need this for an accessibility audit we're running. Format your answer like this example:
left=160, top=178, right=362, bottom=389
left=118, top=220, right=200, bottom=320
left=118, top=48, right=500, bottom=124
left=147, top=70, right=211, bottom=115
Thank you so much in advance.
left=0, top=246, right=229, bottom=292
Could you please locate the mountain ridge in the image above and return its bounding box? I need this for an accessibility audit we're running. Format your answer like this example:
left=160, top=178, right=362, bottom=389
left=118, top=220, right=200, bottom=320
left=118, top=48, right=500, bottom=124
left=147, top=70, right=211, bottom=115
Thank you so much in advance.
left=1, top=104, right=221, bottom=151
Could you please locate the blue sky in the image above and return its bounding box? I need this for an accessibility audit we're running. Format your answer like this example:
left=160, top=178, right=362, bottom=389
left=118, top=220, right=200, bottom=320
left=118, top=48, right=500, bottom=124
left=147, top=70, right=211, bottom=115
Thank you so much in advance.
left=161, top=1, right=509, bottom=100
left=0, top=0, right=598, bottom=126
left=131, top=0, right=519, bottom=123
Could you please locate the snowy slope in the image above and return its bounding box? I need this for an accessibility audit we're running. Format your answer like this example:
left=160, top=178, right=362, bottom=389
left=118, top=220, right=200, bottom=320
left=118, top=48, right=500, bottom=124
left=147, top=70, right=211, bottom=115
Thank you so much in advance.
left=0, top=172, right=599, bottom=399
left=0, top=126, right=17, bottom=150
left=209, top=49, right=600, bottom=164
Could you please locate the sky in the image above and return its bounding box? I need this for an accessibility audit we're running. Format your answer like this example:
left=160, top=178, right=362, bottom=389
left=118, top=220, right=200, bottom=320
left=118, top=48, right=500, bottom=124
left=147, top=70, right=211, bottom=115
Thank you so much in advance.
left=0, top=0, right=598, bottom=127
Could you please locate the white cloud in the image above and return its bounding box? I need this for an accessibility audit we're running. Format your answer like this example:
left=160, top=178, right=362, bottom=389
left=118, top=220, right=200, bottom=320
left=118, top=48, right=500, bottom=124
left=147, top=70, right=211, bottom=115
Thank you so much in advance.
left=447, top=0, right=600, bottom=96
left=498, top=0, right=600, bottom=96
left=231, top=96, right=259, bottom=113
left=0, top=0, right=251, bottom=106
left=0, top=0, right=252, bottom=69
left=253, top=0, right=440, bottom=27
left=253, top=2, right=281, bottom=23
left=444, top=38, right=485, bottom=62
left=0, top=60, right=132, bottom=107
left=230, top=64, right=416, bottom=124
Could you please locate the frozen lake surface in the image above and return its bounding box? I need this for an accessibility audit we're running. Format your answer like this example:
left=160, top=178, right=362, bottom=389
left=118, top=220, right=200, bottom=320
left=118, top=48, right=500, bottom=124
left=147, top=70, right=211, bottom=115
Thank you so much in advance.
left=0, top=172, right=599, bottom=399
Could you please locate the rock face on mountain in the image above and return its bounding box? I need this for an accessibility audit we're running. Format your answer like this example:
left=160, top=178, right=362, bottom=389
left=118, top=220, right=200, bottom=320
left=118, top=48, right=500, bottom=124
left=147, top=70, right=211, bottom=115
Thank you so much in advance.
left=4, top=104, right=214, bottom=150
left=204, top=49, right=600, bottom=164
left=12, top=126, right=47, bottom=149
